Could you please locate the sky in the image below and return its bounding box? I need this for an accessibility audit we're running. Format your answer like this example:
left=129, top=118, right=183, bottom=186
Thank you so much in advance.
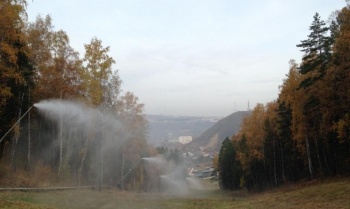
left=26, top=0, right=346, bottom=117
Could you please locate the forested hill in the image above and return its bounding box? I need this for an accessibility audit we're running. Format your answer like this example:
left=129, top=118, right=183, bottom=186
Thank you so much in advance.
left=0, top=1, right=151, bottom=189
left=218, top=9, right=350, bottom=192
left=187, top=111, right=248, bottom=153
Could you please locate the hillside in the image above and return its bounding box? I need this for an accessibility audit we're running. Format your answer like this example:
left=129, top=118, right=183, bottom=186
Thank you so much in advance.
left=146, top=115, right=221, bottom=146
left=187, top=111, right=249, bottom=153
left=1, top=178, right=348, bottom=209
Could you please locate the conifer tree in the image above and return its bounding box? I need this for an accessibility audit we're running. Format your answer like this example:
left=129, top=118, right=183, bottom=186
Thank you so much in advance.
left=296, top=13, right=331, bottom=87
left=296, top=14, right=331, bottom=177
left=218, top=137, right=240, bottom=190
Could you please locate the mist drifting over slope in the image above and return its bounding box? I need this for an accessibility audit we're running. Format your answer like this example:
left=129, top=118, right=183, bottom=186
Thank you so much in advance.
left=32, top=100, right=203, bottom=194
left=33, top=99, right=139, bottom=186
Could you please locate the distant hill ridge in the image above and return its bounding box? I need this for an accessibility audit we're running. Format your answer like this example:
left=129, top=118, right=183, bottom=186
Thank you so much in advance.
left=188, top=111, right=249, bottom=153
left=146, top=115, right=221, bottom=145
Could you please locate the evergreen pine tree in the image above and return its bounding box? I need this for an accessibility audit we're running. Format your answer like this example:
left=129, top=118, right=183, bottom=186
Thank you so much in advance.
left=218, top=137, right=240, bottom=190
left=296, top=13, right=331, bottom=87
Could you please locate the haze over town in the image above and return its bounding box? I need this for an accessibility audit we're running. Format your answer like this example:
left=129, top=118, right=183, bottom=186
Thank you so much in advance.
left=27, top=0, right=344, bottom=117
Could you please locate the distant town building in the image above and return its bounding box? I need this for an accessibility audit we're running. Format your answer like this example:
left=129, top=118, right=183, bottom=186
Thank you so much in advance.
left=178, top=136, right=192, bottom=144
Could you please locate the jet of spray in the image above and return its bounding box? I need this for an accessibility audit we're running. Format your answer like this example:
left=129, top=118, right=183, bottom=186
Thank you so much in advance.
left=34, top=99, right=135, bottom=187
left=142, top=155, right=203, bottom=195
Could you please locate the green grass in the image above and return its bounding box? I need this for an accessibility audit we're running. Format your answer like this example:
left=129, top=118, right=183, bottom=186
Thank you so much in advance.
left=0, top=178, right=349, bottom=209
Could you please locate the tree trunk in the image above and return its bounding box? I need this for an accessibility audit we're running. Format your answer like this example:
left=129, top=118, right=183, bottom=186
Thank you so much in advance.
left=10, top=93, right=24, bottom=169
left=306, top=136, right=314, bottom=179
left=348, top=142, right=350, bottom=175
left=121, top=152, right=125, bottom=190
left=27, top=91, right=31, bottom=168
left=279, top=140, right=286, bottom=182
left=36, top=115, right=42, bottom=160
left=314, top=137, right=322, bottom=175
left=323, top=146, right=330, bottom=175
left=78, top=133, right=89, bottom=186
left=51, top=123, right=55, bottom=167
left=99, top=138, right=104, bottom=191
left=274, top=139, right=277, bottom=186
left=58, top=94, right=63, bottom=176
left=58, top=109, right=63, bottom=175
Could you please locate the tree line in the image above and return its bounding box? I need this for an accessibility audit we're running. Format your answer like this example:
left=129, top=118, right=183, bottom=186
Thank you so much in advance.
left=0, top=0, right=155, bottom=190
left=218, top=4, right=350, bottom=191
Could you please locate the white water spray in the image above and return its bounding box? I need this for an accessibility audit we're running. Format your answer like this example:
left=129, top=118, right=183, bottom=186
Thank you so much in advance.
left=34, top=99, right=132, bottom=187
left=34, top=100, right=126, bottom=138
left=143, top=155, right=203, bottom=195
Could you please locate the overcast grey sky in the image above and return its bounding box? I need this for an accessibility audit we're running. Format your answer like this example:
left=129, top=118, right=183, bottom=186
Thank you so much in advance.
left=27, top=0, right=345, bottom=117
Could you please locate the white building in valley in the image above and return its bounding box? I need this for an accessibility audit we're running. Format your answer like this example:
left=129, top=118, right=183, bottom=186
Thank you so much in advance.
left=179, top=136, right=193, bottom=144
